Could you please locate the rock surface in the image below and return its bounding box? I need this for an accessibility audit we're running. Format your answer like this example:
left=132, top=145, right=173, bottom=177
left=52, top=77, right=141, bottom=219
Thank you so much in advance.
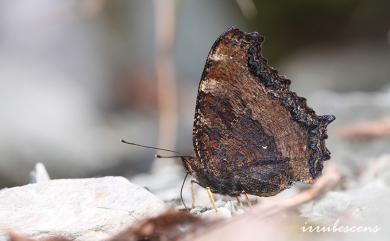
left=0, top=177, right=166, bottom=241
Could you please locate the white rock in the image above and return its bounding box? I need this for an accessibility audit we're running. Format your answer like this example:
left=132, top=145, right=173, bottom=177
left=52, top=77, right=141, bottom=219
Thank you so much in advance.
left=29, top=163, right=51, bottom=183
left=199, top=206, right=232, bottom=219
left=0, top=177, right=166, bottom=241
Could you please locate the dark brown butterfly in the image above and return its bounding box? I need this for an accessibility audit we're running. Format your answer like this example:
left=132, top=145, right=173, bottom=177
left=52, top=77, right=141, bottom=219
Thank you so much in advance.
left=123, top=28, right=335, bottom=200
left=182, top=28, right=335, bottom=197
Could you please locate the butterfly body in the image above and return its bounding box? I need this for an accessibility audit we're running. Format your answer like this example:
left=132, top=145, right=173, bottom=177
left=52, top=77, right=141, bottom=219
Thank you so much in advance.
left=187, top=28, right=335, bottom=197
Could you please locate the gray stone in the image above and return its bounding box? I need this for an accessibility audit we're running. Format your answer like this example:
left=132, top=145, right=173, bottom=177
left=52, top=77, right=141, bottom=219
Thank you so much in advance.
left=0, top=177, right=166, bottom=241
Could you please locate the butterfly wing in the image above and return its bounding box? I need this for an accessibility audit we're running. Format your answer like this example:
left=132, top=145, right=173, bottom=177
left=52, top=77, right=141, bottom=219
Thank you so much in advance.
left=191, top=28, right=334, bottom=196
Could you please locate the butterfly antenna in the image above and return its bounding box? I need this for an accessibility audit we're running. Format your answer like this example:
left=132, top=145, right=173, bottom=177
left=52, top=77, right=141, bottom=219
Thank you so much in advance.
left=180, top=172, right=189, bottom=210
left=121, top=139, right=182, bottom=155
left=155, top=154, right=193, bottom=159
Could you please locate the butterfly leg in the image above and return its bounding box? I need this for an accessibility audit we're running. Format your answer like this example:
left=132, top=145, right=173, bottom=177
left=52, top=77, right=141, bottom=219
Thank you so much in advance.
left=242, top=191, right=253, bottom=208
left=190, top=179, right=199, bottom=209
left=206, top=187, right=218, bottom=213
left=191, top=179, right=218, bottom=212
left=236, top=196, right=244, bottom=209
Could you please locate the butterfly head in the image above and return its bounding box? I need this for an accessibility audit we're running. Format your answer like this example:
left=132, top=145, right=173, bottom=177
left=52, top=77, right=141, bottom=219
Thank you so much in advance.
left=180, top=156, right=195, bottom=175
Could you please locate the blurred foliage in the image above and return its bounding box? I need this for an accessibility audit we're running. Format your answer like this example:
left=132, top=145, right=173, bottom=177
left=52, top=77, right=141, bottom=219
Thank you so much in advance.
left=248, top=0, right=390, bottom=61
left=101, top=0, right=389, bottom=63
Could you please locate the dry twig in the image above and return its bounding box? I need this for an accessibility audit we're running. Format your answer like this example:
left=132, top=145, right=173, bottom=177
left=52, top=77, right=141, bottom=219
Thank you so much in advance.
left=151, top=0, right=179, bottom=173
left=336, top=118, right=390, bottom=141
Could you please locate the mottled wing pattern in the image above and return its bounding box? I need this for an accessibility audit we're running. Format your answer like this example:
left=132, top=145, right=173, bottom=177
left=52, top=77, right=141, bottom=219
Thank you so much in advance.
left=191, top=28, right=334, bottom=196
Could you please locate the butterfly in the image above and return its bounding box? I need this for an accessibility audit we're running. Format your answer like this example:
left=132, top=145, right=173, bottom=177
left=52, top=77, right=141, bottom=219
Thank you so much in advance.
left=123, top=27, right=335, bottom=204
left=186, top=28, right=334, bottom=198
